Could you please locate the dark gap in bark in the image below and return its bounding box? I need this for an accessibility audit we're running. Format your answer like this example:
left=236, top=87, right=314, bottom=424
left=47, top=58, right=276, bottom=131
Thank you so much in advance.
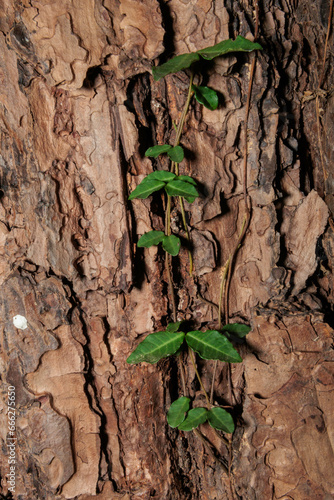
left=298, top=114, right=315, bottom=194
left=156, top=0, right=175, bottom=63
left=82, top=65, right=102, bottom=89
left=118, top=136, right=150, bottom=291
left=228, top=1, right=239, bottom=38
left=125, top=73, right=153, bottom=157
left=274, top=204, right=290, bottom=279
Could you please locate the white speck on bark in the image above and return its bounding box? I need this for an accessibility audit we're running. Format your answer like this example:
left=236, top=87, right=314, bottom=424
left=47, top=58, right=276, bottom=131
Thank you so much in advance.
left=13, top=315, right=28, bottom=330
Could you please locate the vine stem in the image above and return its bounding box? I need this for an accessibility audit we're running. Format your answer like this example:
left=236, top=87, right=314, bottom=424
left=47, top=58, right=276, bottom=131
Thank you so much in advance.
left=316, top=0, right=333, bottom=196
left=210, top=257, right=231, bottom=404
left=174, top=71, right=195, bottom=275
left=224, top=213, right=248, bottom=326
left=319, top=0, right=333, bottom=89
left=174, top=71, right=194, bottom=147
left=165, top=193, right=177, bottom=321
left=218, top=258, right=231, bottom=331
left=210, top=213, right=247, bottom=405
left=223, top=0, right=259, bottom=324
left=165, top=71, right=195, bottom=321
left=179, top=197, right=193, bottom=275
left=188, top=348, right=211, bottom=409
left=192, top=428, right=229, bottom=474
left=165, top=72, right=195, bottom=393
left=212, top=4, right=260, bottom=492
left=178, top=353, right=187, bottom=395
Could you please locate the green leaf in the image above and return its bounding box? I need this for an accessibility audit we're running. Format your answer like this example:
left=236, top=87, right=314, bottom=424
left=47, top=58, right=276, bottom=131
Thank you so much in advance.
left=176, top=175, right=197, bottom=186
left=192, top=84, right=219, bottom=110
left=145, top=145, right=172, bottom=158
left=152, top=37, right=262, bottom=82
left=178, top=407, right=208, bottom=431
left=148, top=171, right=176, bottom=182
left=129, top=179, right=166, bottom=200
left=167, top=145, right=184, bottom=163
left=162, top=235, right=181, bottom=256
left=152, top=52, right=200, bottom=81
left=186, top=330, right=242, bottom=363
left=197, top=35, right=263, bottom=60
left=167, top=397, right=191, bottom=428
left=222, top=323, right=251, bottom=338
left=126, top=331, right=185, bottom=364
left=166, top=321, right=183, bottom=333
left=137, top=230, right=164, bottom=248
left=165, top=180, right=199, bottom=202
left=207, top=407, right=235, bottom=433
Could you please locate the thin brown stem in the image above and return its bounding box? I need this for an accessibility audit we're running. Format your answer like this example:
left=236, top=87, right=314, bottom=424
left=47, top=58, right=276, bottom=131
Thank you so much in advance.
left=165, top=73, right=195, bottom=389
left=228, top=437, right=233, bottom=479
left=224, top=1, right=259, bottom=322
left=224, top=213, right=249, bottom=325
left=319, top=0, right=333, bottom=89
left=192, top=428, right=229, bottom=473
left=218, top=258, right=231, bottom=330
left=174, top=71, right=194, bottom=147
left=165, top=250, right=177, bottom=322
left=210, top=258, right=231, bottom=404
left=242, top=62, right=257, bottom=210
left=172, top=72, right=195, bottom=275
left=217, top=10, right=259, bottom=488
left=165, top=194, right=172, bottom=236
left=188, top=348, right=211, bottom=409
left=165, top=191, right=177, bottom=321
left=196, top=290, right=219, bottom=312
left=179, top=196, right=193, bottom=274
left=178, top=355, right=187, bottom=395
left=316, top=0, right=333, bottom=195
left=210, top=361, right=218, bottom=406
left=212, top=427, right=230, bottom=447
left=254, top=0, right=259, bottom=40
left=316, top=95, right=328, bottom=191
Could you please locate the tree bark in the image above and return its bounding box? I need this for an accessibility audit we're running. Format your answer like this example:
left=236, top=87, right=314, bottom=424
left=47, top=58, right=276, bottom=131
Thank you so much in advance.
left=0, top=0, right=333, bottom=499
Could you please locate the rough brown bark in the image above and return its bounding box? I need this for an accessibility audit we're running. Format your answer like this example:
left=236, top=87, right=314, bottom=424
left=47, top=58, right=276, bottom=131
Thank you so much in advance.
left=0, top=0, right=333, bottom=499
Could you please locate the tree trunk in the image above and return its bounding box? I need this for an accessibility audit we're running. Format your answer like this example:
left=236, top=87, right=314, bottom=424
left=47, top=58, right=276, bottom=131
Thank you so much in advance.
left=1, top=0, right=333, bottom=499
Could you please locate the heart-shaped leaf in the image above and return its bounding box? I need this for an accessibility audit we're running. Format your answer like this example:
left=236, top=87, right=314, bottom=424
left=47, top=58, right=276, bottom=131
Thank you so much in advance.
left=129, top=179, right=165, bottom=200
left=167, top=397, right=191, bottom=428
left=176, top=175, right=197, bottom=186
left=165, top=180, right=199, bottom=202
left=197, top=35, right=263, bottom=60
left=145, top=144, right=172, bottom=158
left=207, top=407, right=235, bottom=433
left=192, top=84, right=219, bottom=110
left=167, top=145, right=184, bottom=163
left=166, top=321, right=183, bottom=333
left=162, top=235, right=181, bottom=256
left=148, top=171, right=176, bottom=182
left=152, top=36, right=263, bottom=81
left=152, top=52, right=200, bottom=81
left=178, top=407, right=208, bottom=431
left=222, top=323, right=251, bottom=338
left=127, top=331, right=185, bottom=364
left=137, top=230, right=164, bottom=248
left=186, top=330, right=242, bottom=363
left=183, top=196, right=197, bottom=204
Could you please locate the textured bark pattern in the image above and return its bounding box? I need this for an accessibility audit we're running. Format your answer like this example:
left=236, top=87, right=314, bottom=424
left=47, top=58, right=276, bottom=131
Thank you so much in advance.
left=0, top=0, right=333, bottom=499
left=236, top=312, right=334, bottom=499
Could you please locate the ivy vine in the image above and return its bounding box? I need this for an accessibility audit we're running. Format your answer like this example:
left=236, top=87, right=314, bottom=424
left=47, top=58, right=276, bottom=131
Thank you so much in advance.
left=127, top=36, right=262, bottom=437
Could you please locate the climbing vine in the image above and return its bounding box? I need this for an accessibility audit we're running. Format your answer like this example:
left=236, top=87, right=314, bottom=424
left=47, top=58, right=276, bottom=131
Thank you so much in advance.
left=127, top=36, right=262, bottom=437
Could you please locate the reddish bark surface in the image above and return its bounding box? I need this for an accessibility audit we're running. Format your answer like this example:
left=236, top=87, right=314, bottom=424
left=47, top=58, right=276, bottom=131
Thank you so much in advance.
left=0, top=0, right=333, bottom=498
